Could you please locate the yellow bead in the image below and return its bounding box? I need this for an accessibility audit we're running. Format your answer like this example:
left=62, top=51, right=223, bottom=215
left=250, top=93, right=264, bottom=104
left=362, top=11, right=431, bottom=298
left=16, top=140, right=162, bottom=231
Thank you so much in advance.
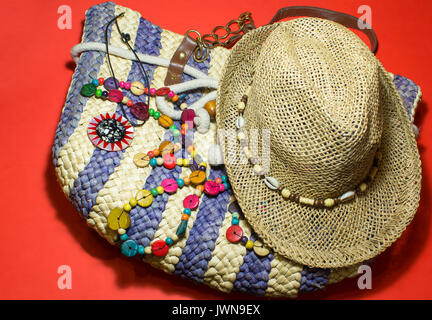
left=199, top=162, right=207, bottom=168
left=157, top=186, right=164, bottom=194
left=123, top=203, right=132, bottom=212
left=245, top=240, right=254, bottom=250
left=176, top=158, right=183, bottom=166
left=324, top=198, right=335, bottom=208
left=129, top=198, right=137, bottom=207
left=118, top=228, right=126, bottom=235
left=359, top=182, right=367, bottom=192
left=183, top=158, right=190, bottom=166
left=281, top=188, right=291, bottom=199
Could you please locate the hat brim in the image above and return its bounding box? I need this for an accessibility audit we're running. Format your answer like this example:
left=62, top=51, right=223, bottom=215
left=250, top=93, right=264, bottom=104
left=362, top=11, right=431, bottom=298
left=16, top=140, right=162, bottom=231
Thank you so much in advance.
left=216, top=20, right=422, bottom=268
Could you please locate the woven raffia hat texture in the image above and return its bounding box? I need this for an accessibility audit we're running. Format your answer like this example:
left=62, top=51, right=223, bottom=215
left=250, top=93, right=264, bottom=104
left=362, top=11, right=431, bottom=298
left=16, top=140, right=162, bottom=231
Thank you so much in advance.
left=216, top=18, right=422, bottom=268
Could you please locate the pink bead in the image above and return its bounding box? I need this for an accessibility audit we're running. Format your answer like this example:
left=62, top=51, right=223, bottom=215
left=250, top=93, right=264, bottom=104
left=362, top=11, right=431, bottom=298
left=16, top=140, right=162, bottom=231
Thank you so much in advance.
left=150, top=88, right=156, bottom=95
left=168, top=91, right=175, bottom=98
left=119, top=81, right=125, bottom=88
left=219, top=183, right=226, bottom=192
left=161, top=178, right=178, bottom=194
left=124, top=82, right=131, bottom=90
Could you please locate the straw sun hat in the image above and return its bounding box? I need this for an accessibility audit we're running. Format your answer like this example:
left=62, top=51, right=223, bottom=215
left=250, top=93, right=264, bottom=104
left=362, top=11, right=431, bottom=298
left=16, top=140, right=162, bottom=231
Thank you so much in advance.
left=216, top=18, right=422, bottom=268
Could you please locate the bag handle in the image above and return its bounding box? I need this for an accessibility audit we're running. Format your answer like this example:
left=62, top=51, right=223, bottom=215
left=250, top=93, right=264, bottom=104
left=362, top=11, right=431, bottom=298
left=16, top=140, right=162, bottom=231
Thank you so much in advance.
left=268, top=6, right=378, bottom=54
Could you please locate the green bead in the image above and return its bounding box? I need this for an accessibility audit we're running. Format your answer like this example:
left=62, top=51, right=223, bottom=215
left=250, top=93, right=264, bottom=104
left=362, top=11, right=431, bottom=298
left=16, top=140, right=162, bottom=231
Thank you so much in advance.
left=169, top=125, right=177, bottom=131
left=176, top=220, right=188, bottom=236
left=95, top=89, right=102, bottom=97
left=172, top=129, right=180, bottom=137
left=149, top=108, right=155, bottom=116
left=154, top=111, right=161, bottom=119
left=81, top=83, right=97, bottom=97
left=151, top=188, right=158, bottom=197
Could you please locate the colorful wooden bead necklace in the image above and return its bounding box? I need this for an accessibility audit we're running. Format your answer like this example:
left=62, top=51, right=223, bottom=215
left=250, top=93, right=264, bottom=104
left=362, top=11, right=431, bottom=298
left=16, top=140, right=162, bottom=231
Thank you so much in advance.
left=236, top=83, right=382, bottom=209
left=225, top=200, right=270, bottom=257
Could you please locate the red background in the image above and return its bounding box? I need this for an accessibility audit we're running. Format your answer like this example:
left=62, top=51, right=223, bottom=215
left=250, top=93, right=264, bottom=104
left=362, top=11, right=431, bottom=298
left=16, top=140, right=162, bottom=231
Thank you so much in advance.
left=0, top=0, right=431, bottom=300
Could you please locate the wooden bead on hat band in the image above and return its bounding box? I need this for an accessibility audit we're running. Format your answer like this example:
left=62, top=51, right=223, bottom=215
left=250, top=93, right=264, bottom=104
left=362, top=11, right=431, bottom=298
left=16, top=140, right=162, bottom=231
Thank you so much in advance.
left=235, top=84, right=382, bottom=209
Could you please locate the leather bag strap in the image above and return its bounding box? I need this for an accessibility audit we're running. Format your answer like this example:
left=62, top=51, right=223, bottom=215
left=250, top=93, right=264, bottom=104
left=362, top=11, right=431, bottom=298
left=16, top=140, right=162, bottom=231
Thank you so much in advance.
left=268, top=6, right=378, bottom=54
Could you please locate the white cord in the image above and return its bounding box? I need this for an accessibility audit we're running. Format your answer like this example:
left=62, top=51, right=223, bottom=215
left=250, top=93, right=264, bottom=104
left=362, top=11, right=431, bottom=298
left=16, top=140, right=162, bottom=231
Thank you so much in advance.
left=70, top=42, right=220, bottom=133
left=71, top=42, right=211, bottom=80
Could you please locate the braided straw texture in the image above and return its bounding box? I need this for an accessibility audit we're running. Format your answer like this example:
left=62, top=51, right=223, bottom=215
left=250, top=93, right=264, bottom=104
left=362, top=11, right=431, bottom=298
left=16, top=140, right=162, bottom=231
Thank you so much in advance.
left=53, top=2, right=422, bottom=296
left=216, top=18, right=422, bottom=268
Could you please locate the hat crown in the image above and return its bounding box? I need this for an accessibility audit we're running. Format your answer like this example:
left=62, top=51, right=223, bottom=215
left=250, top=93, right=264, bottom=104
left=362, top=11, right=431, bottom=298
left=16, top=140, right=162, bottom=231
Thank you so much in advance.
left=245, top=21, right=382, bottom=198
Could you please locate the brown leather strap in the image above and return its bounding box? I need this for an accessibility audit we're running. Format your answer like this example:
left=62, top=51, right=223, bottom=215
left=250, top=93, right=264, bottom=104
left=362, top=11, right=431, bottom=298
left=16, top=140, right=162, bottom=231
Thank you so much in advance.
left=269, top=6, right=378, bottom=54
left=164, top=35, right=197, bottom=86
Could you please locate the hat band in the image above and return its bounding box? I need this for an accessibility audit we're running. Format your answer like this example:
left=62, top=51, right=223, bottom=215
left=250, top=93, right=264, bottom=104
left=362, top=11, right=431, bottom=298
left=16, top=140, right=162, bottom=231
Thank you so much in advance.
left=235, top=85, right=381, bottom=209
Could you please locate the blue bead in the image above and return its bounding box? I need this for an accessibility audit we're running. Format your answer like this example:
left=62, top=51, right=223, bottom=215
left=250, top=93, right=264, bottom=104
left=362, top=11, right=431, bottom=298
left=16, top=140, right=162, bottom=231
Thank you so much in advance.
left=221, top=175, right=228, bottom=182
left=150, top=158, right=157, bottom=167
left=183, top=208, right=191, bottom=215
left=223, top=182, right=229, bottom=190
left=121, top=239, right=138, bottom=257
left=92, top=78, right=100, bottom=86
left=232, top=218, right=239, bottom=225
left=241, top=236, right=248, bottom=244
left=177, top=178, right=184, bottom=187
left=166, top=237, right=173, bottom=245
left=199, top=165, right=206, bottom=171
left=120, top=234, right=128, bottom=241
left=138, top=245, right=145, bottom=255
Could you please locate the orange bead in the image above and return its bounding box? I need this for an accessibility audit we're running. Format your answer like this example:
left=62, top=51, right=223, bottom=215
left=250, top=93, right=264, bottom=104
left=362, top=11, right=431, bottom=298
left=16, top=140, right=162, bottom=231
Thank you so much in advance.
left=187, top=145, right=194, bottom=153
left=181, top=123, right=188, bottom=130
left=196, top=185, right=204, bottom=192
left=183, top=177, right=190, bottom=185
left=181, top=214, right=189, bottom=220
left=172, top=94, right=179, bottom=102
left=153, top=149, right=160, bottom=157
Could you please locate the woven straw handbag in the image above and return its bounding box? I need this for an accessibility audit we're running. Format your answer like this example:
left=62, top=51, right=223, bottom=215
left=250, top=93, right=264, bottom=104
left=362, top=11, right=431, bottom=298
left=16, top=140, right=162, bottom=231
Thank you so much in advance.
left=53, top=2, right=422, bottom=297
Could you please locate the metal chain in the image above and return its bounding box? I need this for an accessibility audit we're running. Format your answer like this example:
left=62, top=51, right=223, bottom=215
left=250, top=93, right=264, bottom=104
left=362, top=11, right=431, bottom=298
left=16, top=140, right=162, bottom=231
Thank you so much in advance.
left=187, top=12, right=255, bottom=62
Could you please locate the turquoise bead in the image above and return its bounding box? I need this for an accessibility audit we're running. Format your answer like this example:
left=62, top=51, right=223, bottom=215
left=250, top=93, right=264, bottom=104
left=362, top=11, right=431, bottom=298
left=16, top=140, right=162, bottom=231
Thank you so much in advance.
left=120, top=234, right=128, bottom=241
left=138, top=245, right=145, bottom=255
left=151, top=188, right=158, bottom=197
left=121, top=239, right=138, bottom=257
left=176, top=220, right=188, bottom=236
left=177, top=178, right=184, bottom=187
left=150, top=158, right=157, bottom=167
left=221, top=175, right=228, bottom=182
left=92, top=78, right=100, bottom=86
left=166, top=237, right=173, bottom=246
left=183, top=208, right=191, bottom=215
left=223, top=182, right=229, bottom=190
left=232, top=218, right=239, bottom=225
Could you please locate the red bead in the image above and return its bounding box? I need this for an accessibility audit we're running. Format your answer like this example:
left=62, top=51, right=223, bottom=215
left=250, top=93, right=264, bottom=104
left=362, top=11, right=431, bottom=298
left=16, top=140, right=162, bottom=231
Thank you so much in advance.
left=108, top=89, right=123, bottom=103
left=151, top=240, right=169, bottom=257
left=98, top=78, right=104, bottom=85
left=155, top=87, right=171, bottom=96
left=144, top=87, right=149, bottom=94
left=147, top=151, right=155, bottom=158
left=226, top=225, right=243, bottom=243
left=126, top=99, right=133, bottom=107
left=180, top=129, right=186, bottom=135
left=163, top=153, right=176, bottom=169
left=215, top=177, right=222, bottom=184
